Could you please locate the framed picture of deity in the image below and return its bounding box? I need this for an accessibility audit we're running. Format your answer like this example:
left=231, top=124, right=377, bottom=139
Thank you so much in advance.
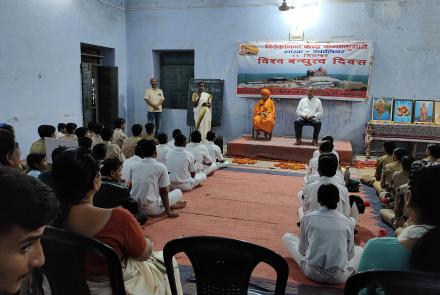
left=371, top=97, right=393, bottom=122
left=435, top=102, right=440, bottom=125
left=414, top=100, right=434, bottom=124
left=392, top=99, right=413, bottom=123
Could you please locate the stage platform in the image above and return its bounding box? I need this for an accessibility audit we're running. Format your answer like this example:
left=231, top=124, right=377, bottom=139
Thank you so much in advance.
left=227, top=135, right=353, bottom=165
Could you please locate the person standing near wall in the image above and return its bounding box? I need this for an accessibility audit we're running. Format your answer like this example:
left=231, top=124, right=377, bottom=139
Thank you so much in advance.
left=144, top=78, right=164, bottom=137
left=192, top=81, right=212, bottom=144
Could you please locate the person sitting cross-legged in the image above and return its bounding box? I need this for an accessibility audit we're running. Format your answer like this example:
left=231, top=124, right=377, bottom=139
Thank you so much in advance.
left=205, top=131, right=231, bottom=170
left=156, top=133, right=172, bottom=166
left=121, top=140, right=144, bottom=186
left=121, top=124, right=143, bottom=159
left=186, top=131, right=216, bottom=176
left=94, top=158, right=147, bottom=224
left=299, top=153, right=356, bottom=226
left=112, top=117, right=128, bottom=149
left=167, top=129, right=181, bottom=149
left=101, top=127, right=126, bottom=163
left=130, top=140, right=185, bottom=217
left=283, top=183, right=363, bottom=284
left=166, top=133, right=207, bottom=191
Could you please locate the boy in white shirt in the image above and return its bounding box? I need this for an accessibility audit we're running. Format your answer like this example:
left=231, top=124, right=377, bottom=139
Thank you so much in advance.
left=299, top=153, right=358, bottom=226
left=186, top=131, right=216, bottom=176
left=121, top=140, right=145, bottom=186
left=166, top=133, right=207, bottom=191
left=167, top=129, right=181, bottom=148
left=130, top=140, right=185, bottom=217
left=156, top=133, right=172, bottom=165
left=205, top=131, right=231, bottom=170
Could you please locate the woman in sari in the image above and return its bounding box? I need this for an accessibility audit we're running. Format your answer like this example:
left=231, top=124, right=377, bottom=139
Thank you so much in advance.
left=253, top=88, right=275, bottom=140
left=50, top=148, right=182, bottom=295
left=192, top=81, right=212, bottom=143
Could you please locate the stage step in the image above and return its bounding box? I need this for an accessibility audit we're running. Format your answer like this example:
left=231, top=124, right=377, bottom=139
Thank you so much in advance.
left=227, top=135, right=352, bottom=165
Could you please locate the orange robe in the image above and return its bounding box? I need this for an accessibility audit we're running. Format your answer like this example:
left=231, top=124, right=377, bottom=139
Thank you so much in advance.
left=253, top=98, right=275, bottom=133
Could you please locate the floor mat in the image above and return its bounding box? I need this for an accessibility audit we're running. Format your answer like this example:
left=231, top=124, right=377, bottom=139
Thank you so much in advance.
left=144, top=168, right=386, bottom=290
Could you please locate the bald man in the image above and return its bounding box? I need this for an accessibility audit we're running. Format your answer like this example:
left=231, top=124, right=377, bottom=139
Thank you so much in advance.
left=144, top=78, right=165, bottom=137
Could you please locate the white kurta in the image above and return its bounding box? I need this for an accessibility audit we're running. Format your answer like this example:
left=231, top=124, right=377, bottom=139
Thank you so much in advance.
left=283, top=207, right=363, bottom=284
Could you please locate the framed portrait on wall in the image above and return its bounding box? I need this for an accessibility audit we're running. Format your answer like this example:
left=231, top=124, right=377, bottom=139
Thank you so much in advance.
left=392, top=99, right=413, bottom=123
left=435, top=102, right=440, bottom=125
left=371, top=97, right=392, bottom=122
left=414, top=100, right=434, bottom=124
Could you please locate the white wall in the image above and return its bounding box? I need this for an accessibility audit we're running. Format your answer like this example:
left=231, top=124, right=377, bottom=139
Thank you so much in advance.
left=0, top=0, right=127, bottom=154
left=125, top=0, right=440, bottom=152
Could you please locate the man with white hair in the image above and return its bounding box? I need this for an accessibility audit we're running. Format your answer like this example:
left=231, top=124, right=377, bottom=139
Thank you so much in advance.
left=294, top=87, right=323, bottom=146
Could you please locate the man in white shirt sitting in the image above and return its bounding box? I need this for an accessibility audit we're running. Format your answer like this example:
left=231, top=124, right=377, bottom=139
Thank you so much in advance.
left=312, top=135, right=339, bottom=161
left=156, top=133, right=172, bottom=165
left=166, top=133, right=207, bottom=191
left=205, top=131, right=231, bottom=170
left=130, top=139, right=186, bottom=217
left=167, top=129, right=182, bottom=148
left=121, top=140, right=145, bottom=186
left=186, top=131, right=216, bottom=176
left=294, top=87, right=323, bottom=146
left=299, top=153, right=357, bottom=226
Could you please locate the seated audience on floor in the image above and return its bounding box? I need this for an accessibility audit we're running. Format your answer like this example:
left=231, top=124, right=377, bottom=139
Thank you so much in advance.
left=112, top=117, right=128, bottom=149
left=130, top=140, right=186, bottom=217
left=312, top=135, right=339, bottom=161
left=0, top=167, right=57, bottom=295
left=91, top=123, right=103, bottom=148
left=166, top=133, right=207, bottom=191
left=38, top=146, right=68, bottom=189
left=167, top=129, right=182, bottom=148
left=186, top=131, right=215, bottom=176
left=299, top=153, right=354, bottom=224
left=26, top=153, right=48, bottom=178
left=0, top=124, right=15, bottom=136
left=121, top=140, right=144, bottom=185
left=122, top=123, right=143, bottom=158
left=56, top=122, right=66, bottom=138
left=142, top=122, right=158, bottom=143
left=373, top=147, right=408, bottom=194
left=60, top=122, right=77, bottom=141
left=357, top=161, right=440, bottom=272
left=156, top=133, right=172, bottom=165
left=361, top=141, right=396, bottom=186
left=74, top=126, right=89, bottom=139
left=0, top=130, right=21, bottom=170
left=30, top=125, right=56, bottom=155
left=205, top=131, right=230, bottom=170
left=423, top=143, right=440, bottom=163
left=93, top=157, right=146, bottom=224
left=100, top=127, right=125, bottom=163
left=92, top=143, right=107, bottom=168
left=78, top=136, right=93, bottom=150
left=51, top=147, right=183, bottom=294
left=380, top=156, right=414, bottom=227
left=283, top=183, right=363, bottom=284
left=87, top=121, right=96, bottom=138
left=305, top=140, right=342, bottom=183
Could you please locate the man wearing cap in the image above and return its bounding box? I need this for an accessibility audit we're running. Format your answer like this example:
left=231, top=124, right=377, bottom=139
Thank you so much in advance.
left=294, top=88, right=323, bottom=146
left=253, top=88, right=276, bottom=140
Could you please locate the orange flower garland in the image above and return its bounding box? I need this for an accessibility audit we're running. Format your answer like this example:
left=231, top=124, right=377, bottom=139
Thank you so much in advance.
left=232, top=158, right=257, bottom=164
left=274, top=160, right=306, bottom=170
